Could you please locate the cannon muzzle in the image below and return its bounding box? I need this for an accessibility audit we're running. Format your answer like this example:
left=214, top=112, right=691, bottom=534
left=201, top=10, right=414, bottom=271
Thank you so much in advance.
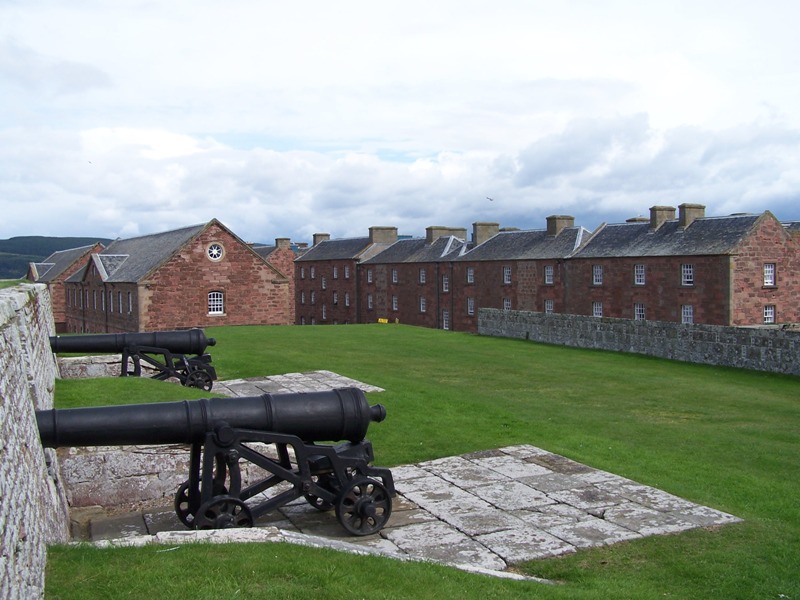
left=49, top=329, right=216, bottom=355
left=37, top=387, right=385, bottom=447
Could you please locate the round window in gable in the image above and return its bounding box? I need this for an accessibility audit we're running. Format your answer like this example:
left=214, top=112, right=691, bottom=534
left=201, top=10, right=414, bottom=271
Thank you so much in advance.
left=206, top=242, right=225, bottom=261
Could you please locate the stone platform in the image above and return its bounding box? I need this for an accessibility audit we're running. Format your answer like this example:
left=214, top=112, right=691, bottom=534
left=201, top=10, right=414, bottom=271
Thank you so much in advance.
left=79, top=372, right=742, bottom=580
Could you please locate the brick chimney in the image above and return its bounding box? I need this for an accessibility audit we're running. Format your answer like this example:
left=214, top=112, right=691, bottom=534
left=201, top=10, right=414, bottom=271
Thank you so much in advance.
left=312, top=233, right=330, bottom=246
left=275, top=238, right=291, bottom=249
left=473, top=222, right=499, bottom=246
left=546, top=215, right=575, bottom=237
left=649, top=206, right=676, bottom=230
left=369, top=226, right=398, bottom=245
left=679, top=203, right=705, bottom=228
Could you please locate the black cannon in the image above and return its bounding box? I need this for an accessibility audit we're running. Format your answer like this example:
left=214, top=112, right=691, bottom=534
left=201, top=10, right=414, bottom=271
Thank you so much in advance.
left=49, top=329, right=218, bottom=391
left=37, top=387, right=395, bottom=536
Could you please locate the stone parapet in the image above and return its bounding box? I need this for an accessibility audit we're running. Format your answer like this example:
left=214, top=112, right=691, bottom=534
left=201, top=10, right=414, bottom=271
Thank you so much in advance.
left=478, top=308, right=800, bottom=376
left=0, top=284, right=70, bottom=599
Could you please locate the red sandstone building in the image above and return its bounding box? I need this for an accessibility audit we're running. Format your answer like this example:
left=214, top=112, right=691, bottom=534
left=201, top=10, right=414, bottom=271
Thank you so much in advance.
left=28, top=243, right=106, bottom=332
left=294, top=227, right=398, bottom=325
left=299, top=205, right=800, bottom=331
left=566, top=204, right=800, bottom=325
left=63, top=219, right=295, bottom=333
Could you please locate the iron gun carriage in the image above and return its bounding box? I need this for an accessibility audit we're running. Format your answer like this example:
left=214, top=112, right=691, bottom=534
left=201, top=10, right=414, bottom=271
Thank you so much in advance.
left=50, top=329, right=218, bottom=390
left=37, top=387, right=395, bottom=536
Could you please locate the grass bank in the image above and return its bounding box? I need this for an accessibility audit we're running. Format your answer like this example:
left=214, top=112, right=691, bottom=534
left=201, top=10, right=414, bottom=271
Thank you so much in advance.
left=47, top=324, right=800, bottom=599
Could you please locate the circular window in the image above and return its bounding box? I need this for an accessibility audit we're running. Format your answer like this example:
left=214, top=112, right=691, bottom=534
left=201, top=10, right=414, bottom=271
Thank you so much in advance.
left=206, top=242, right=225, bottom=261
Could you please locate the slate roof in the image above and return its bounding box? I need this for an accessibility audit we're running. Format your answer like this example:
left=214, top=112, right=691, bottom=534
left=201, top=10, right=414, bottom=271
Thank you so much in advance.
left=30, top=244, right=99, bottom=282
left=784, top=221, right=800, bottom=235
left=456, top=227, right=589, bottom=262
left=570, top=214, right=764, bottom=258
left=362, top=236, right=470, bottom=264
left=295, top=237, right=395, bottom=262
left=66, top=223, right=206, bottom=283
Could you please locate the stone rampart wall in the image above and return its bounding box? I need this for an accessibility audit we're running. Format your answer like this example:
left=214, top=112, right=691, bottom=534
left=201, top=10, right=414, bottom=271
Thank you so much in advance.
left=478, top=308, right=800, bottom=376
left=0, top=284, right=70, bottom=599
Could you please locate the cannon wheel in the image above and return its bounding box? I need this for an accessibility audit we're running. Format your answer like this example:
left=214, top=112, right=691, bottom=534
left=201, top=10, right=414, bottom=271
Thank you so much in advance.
left=185, top=370, right=213, bottom=391
left=304, top=474, right=341, bottom=512
left=194, top=496, right=253, bottom=530
left=175, top=480, right=229, bottom=528
left=335, top=477, right=392, bottom=536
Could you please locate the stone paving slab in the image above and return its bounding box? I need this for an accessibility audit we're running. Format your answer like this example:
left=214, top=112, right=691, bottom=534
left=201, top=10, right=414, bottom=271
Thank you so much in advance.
left=79, top=373, right=743, bottom=580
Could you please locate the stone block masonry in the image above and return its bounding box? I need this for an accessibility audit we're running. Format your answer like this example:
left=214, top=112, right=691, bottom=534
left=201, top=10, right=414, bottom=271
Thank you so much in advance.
left=478, top=308, right=800, bottom=377
left=0, top=284, right=70, bottom=599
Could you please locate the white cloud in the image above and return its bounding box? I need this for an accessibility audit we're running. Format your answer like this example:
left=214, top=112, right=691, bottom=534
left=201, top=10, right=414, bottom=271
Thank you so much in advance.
left=1, top=1, right=799, bottom=243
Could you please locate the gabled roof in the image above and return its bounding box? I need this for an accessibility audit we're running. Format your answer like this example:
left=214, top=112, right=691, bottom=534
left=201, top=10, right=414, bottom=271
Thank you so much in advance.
left=30, top=244, right=100, bottom=282
left=570, top=214, right=764, bottom=258
left=95, top=223, right=207, bottom=282
left=295, top=237, right=377, bottom=262
left=362, top=236, right=470, bottom=264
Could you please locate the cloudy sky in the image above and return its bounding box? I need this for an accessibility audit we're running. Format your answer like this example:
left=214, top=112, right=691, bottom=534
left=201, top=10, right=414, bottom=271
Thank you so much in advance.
left=2, top=1, right=799, bottom=245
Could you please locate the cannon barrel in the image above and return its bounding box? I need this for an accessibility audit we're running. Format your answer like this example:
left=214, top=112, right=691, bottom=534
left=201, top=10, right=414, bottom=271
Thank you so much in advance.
left=36, top=387, right=386, bottom=447
left=49, top=329, right=216, bottom=355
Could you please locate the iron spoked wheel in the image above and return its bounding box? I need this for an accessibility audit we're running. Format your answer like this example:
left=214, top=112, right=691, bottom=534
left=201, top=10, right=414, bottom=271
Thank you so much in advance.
left=175, top=480, right=231, bottom=527
left=304, top=474, right=340, bottom=512
left=185, top=370, right=213, bottom=391
left=335, top=478, right=392, bottom=536
left=194, top=496, right=253, bottom=530
left=174, top=481, right=198, bottom=528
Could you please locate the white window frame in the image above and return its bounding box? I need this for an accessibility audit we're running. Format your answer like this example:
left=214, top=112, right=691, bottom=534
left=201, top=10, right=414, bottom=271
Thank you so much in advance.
left=332, top=266, right=338, bottom=279
left=367, top=270, right=373, bottom=284
left=344, top=265, right=350, bottom=279
left=127, top=292, right=132, bottom=314
left=321, top=277, right=327, bottom=290
left=681, top=304, right=694, bottom=324
left=300, top=291, right=305, bottom=305
left=442, top=274, right=449, bottom=292
left=392, top=295, right=398, bottom=311
left=503, top=266, right=512, bottom=285
left=467, top=297, right=475, bottom=316
left=764, top=304, right=776, bottom=324
left=322, top=304, right=327, bottom=320
left=466, top=266, right=474, bottom=284
left=118, top=291, right=122, bottom=314
left=392, top=269, right=398, bottom=284
left=681, top=264, right=694, bottom=286
left=208, top=291, right=224, bottom=315
left=442, top=310, right=450, bottom=330
left=367, top=294, right=373, bottom=310
left=634, top=303, right=646, bottom=321
left=311, top=291, right=316, bottom=305
left=419, top=296, right=427, bottom=312
left=634, top=264, right=645, bottom=286
left=419, top=268, right=426, bottom=284
left=763, top=263, right=776, bottom=287
left=544, top=265, right=554, bottom=285
left=503, top=298, right=511, bottom=311
left=310, top=266, right=316, bottom=279
left=544, top=299, right=554, bottom=314
left=345, top=292, right=350, bottom=307
left=592, top=301, right=603, bottom=317
left=332, top=291, right=338, bottom=305
left=592, top=265, right=603, bottom=286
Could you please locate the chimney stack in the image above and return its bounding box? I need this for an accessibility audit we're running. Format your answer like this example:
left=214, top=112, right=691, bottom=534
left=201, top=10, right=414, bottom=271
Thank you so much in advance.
left=546, top=215, right=575, bottom=237
left=312, top=233, right=330, bottom=246
left=649, top=206, right=676, bottom=231
left=679, top=203, right=705, bottom=228
left=473, top=222, right=500, bottom=246
left=275, top=238, right=291, bottom=249
left=425, top=226, right=467, bottom=244
left=369, top=226, right=398, bottom=245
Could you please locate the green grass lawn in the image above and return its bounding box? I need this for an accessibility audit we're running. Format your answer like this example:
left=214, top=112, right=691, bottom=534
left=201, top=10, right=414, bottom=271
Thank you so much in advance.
left=46, top=324, right=800, bottom=599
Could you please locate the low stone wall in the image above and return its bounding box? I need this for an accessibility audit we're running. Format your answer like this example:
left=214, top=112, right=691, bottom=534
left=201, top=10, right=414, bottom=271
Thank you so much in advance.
left=0, top=284, right=70, bottom=599
left=478, top=308, right=800, bottom=376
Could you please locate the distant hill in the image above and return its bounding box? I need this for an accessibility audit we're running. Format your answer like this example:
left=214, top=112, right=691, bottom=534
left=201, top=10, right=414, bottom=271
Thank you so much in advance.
left=0, top=236, right=112, bottom=279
